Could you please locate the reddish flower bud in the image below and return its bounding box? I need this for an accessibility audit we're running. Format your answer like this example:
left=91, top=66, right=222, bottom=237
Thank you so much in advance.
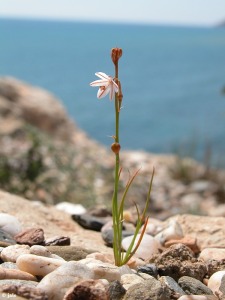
left=111, top=142, right=121, bottom=154
left=111, top=48, right=123, bottom=65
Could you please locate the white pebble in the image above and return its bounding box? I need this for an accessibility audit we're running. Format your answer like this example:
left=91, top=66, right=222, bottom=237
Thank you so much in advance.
left=122, top=233, right=160, bottom=260
left=55, top=202, right=86, bottom=215
left=16, top=254, right=65, bottom=277
left=0, top=213, right=22, bottom=236
left=121, top=273, right=144, bottom=290
left=208, top=270, right=225, bottom=296
left=1, top=245, right=30, bottom=262
left=155, top=219, right=183, bottom=245
left=199, top=248, right=225, bottom=262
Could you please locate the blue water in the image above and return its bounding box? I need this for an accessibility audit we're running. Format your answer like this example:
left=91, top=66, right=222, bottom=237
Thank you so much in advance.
left=1, top=18, right=225, bottom=164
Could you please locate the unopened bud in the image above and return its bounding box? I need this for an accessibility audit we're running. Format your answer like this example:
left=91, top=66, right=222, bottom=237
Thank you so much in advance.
left=111, top=142, right=121, bottom=154
left=111, top=48, right=123, bottom=65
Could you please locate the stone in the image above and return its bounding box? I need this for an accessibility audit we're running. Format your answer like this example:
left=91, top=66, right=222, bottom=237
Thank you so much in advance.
left=37, top=261, right=95, bottom=300
left=72, top=213, right=111, bottom=231
left=16, top=254, right=65, bottom=277
left=150, top=244, right=207, bottom=281
left=79, top=258, right=121, bottom=282
left=120, top=273, right=145, bottom=290
left=164, top=236, right=200, bottom=254
left=1, top=245, right=30, bottom=262
left=29, top=245, right=52, bottom=257
left=0, top=262, right=18, bottom=270
left=55, top=202, right=86, bottom=215
left=199, top=248, right=225, bottom=262
left=14, top=228, right=45, bottom=246
left=208, top=270, right=225, bottom=296
left=0, top=268, right=37, bottom=281
left=155, top=219, right=183, bottom=245
left=122, top=233, right=160, bottom=260
left=126, top=257, right=146, bottom=270
left=46, top=245, right=93, bottom=261
left=0, top=213, right=22, bottom=236
left=44, top=236, right=71, bottom=246
left=142, top=218, right=164, bottom=236
left=137, top=263, right=158, bottom=278
left=160, top=276, right=186, bottom=298
left=0, top=279, right=38, bottom=288
left=0, top=229, right=16, bottom=247
left=108, top=280, right=126, bottom=300
left=118, top=265, right=134, bottom=276
left=0, top=284, right=48, bottom=300
left=63, top=279, right=109, bottom=300
left=178, top=296, right=218, bottom=300
left=86, top=252, right=114, bottom=264
left=123, top=277, right=169, bottom=300
left=101, top=229, right=134, bottom=247
left=206, top=260, right=225, bottom=277
left=178, top=276, right=214, bottom=295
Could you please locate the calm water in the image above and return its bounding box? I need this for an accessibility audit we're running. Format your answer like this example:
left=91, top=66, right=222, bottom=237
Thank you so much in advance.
left=1, top=18, right=225, bottom=164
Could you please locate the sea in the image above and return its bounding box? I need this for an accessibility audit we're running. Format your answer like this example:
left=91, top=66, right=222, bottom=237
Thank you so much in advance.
left=1, top=18, right=225, bottom=166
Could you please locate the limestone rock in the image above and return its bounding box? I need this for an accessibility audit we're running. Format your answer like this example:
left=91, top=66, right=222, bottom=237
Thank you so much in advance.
left=14, top=228, right=45, bottom=246
left=1, top=245, right=30, bottom=263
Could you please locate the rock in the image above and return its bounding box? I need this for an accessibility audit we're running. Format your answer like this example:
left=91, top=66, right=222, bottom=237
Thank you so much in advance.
left=86, top=252, right=114, bottom=264
left=0, top=229, right=16, bottom=247
left=137, top=263, right=158, bottom=278
left=108, top=280, right=126, bottom=300
left=79, top=258, right=121, bottom=282
left=63, top=279, right=109, bottom=300
left=150, top=244, right=207, bottom=281
left=101, top=229, right=134, bottom=247
left=29, top=245, right=52, bottom=257
left=46, top=245, right=93, bottom=261
left=160, top=275, right=186, bottom=298
left=122, top=234, right=160, bottom=260
left=44, top=236, right=70, bottom=246
left=118, top=265, right=134, bottom=276
left=1, top=245, right=30, bottom=262
left=0, top=283, right=48, bottom=300
left=164, top=236, right=200, bottom=254
left=142, top=218, right=164, bottom=236
left=208, top=270, right=225, bottom=297
left=126, top=257, right=146, bottom=270
left=0, top=279, right=38, bottom=288
left=178, top=276, right=214, bottom=295
left=120, top=273, right=145, bottom=290
left=0, top=268, right=37, bottom=281
left=207, top=260, right=225, bottom=277
left=155, top=219, right=183, bottom=245
left=55, top=202, right=87, bottom=215
left=72, top=214, right=111, bottom=231
left=37, top=261, right=95, bottom=300
left=16, top=254, right=65, bottom=277
left=199, top=248, right=225, bottom=262
left=123, top=277, right=169, bottom=300
left=0, top=262, right=18, bottom=270
left=178, top=296, right=218, bottom=300
left=14, top=228, right=45, bottom=246
left=0, top=213, right=22, bottom=236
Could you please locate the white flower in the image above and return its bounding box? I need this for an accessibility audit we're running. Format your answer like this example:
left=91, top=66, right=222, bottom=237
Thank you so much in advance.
left=90, top=72, right=119, bottom=100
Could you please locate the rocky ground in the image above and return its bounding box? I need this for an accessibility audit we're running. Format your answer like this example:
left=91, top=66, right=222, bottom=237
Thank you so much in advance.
left=1, top=77, right=225, bottom=299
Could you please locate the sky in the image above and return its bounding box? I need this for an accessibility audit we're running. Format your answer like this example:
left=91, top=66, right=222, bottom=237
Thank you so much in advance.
left=0, top=0, right=225, bottom=26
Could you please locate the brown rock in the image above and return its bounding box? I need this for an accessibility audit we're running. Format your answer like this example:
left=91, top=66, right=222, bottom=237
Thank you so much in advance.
left=14, top=228, right=45, bottom=246
left=0, top=268, right=37, bottom=281
left=0, top=284, right=48, bottom=300
left=164, top=236, right=200, bottom=254
left=44, top=236, right=71, bottom=246
left=63, top=279, right=109, bottom=300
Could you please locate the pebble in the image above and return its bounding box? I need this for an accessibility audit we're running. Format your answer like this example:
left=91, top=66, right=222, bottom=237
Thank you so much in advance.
left=141, top=218, right=164, bottom=236
left=1, top=245, right=30, bottom=262
left=86, top=252, right=114, bottom=264
left=72, top=213, right=110, bottom=231
left=155, top=219, right=184, bottom=245
left=164, top=236, right=200, bottom=254
left=137, top=263, right=158, bottom=278
left=0, top=283, right=47, bottom=299
left=208, top=270, right=225, bottom=296
left=0, top=262, right=18, bottom=270
left=46, top=245, right=92, bottom=261
left=108, top=280, right=126, bottom=300
left=55, top=201, right=86, bottom=215
left=14, top=228, right=45, bottom=246
left=63, top=279, right=109, bottom=300
left=29, top=245, right=52, bottom=257
left=0, top=229, right=16, bottom=247
left=101, top=228, right=134, bottom=247
left=16, top=254, right=65, bottom=277
left=79, top=258, right=121, bottom=282
left=178, top=296, right=218, bottom=300
left=122, top=233, right=160, bottom=260
left=120, top=273, right=145, bottom=290
left=37, top=261, right=95, bottom=300
left=160, top=275, right=186, bottom=296
left=0, top=213, right=22, bottom=236
left=0, top=279, right=38, bottom=288
left=44, top=235, right=70, bottom=246
left=199, top=248, right=225, bottom=262
left=0, top=268, right=37, bottom=281
left=178, top=276, right=214, bottom=295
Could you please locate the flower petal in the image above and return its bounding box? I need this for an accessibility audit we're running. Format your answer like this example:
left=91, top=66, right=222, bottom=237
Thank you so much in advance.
left=90, top=79, right=109, bottom=87
left=97, top=86, right=110, bottom=99
left=95, top=72, right=110, bottom=80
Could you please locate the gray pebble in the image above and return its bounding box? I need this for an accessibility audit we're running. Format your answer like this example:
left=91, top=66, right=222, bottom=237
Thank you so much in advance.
left=178, top=276, right=214, bottom=295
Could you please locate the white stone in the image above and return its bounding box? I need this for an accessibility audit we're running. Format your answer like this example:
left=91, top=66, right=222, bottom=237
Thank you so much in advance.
left=1, top=245, right=30, bottom=262
left=120, top=273, right=145, bottom=290
left=142, top=218, right=164, bottom=236
left=37, top=261, right=95, bottom=300
left=78, top=258, right=121, bottom=282
left=199, top=248, right=225, bottom=262
left=155, top=219, right=183, bottom=245
left=119, top=265, right=135, bottom=276
left=122, top=233, right=160, bottom=260
left=16, top=254, right=65, bottom=277
left=55, top=202, right=86, bottom=215
left=208, top=270, right=225, bottom=296
left=29, top=245, right=65, bottom=261
left=0, top=213, right=22, bottom=236
left=178, top=296, right=215, bottom=300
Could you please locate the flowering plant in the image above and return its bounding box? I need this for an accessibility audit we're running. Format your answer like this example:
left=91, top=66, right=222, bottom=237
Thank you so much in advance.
left=90, top=48, right=154, bottom=266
